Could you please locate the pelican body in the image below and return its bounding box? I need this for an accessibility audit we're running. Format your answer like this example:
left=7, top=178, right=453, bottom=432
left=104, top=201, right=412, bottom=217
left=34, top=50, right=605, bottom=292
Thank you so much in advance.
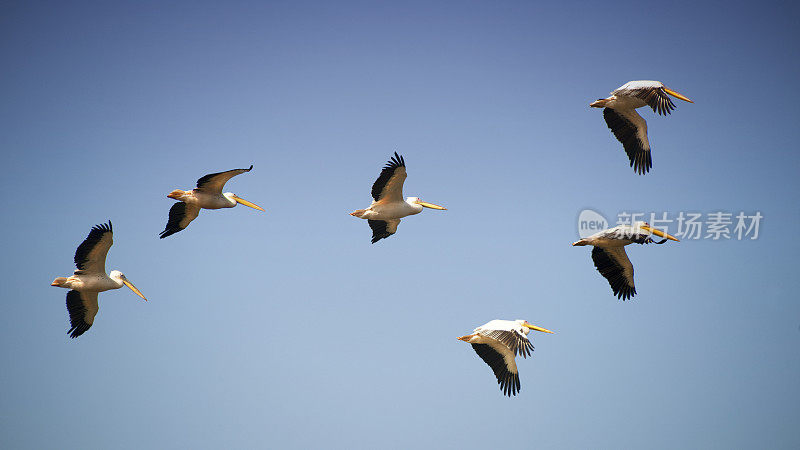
left=458, top=319, right=554, bottom=397
left=573, top=221, right=679, bottom=300
left=160, top=165, right=264, bottom=238
left=591, top=80, right=693, bottom=174
left=350, top=152, right=446, bottom=243
left=51, top=221, right=147, bottom=338
left=54, top=269, right=133, bottom=293
left=352, top=196, right=426, bottom=220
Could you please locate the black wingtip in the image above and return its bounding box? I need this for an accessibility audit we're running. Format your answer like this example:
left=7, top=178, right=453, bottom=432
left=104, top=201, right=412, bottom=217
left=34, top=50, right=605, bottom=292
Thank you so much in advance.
left=371, top=234, right=387, bottom=244
left=368, top=220, right=393, bottom=243
left=615, top=286, right=637, bottom=301
left=66, top=290, right=93, bottom=338
left=160, top=202, right=189, bottom=239
left=603, top=108, right=652, bottom=175
left=631, top=151, right=653, bottom=175
left=158, top=228, right=181, bottom=239
left=68, top=326, right=91, bottom=339
left=92, top=221, right=112, bottom=233
left=74, top=221, right=113, bottom=269
left=591, top=247, right=637, bottom=301
left=392, top=151, right=404, bottom=166
left=386, top=152, right=405, bottom=169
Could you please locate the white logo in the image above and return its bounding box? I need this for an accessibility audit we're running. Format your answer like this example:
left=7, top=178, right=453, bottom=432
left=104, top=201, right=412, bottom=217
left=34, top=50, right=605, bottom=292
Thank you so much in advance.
left=577, top=209, right=609, bottom=238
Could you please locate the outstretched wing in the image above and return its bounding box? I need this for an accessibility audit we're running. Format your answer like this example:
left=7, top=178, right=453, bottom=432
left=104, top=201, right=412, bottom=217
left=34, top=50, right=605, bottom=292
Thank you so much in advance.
left=471, top=343, right=522, bottom=397
left=371, top=153, right=407, bottom=203
left=613, top=81, right=676, bottom=116
left=591, top=246, right=636, bottom=300
left=603, top=107, right=652, bottom=175
left=195, top=165, right=253, bottom=194
left=367, top=219, right=400, bottom=243
left=66, top=290, right=99, bottom=338
left=476, top=328, right=534, bottom=358
left=160, top=202, right=201, bottom=238
left=638, top=87, right=676, bottom=116
left=74, top=221, right=113, bottom=274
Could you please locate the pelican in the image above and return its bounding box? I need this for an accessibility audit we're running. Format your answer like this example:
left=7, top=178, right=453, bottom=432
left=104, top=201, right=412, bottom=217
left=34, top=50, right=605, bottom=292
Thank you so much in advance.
left=591, top=80, right=693, bottom=174
left=51, top=221, right=148, bottom=338
left=160, top=165, right=264, bottom=238
left=572, top=221, right=679, bottom=300
left=458, top=319, right=554, bottom=397
left=350, top=152, right=446, bottom=243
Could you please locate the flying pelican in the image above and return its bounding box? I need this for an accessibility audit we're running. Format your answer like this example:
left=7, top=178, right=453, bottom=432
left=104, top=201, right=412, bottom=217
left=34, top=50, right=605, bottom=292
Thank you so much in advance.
left=160, top=165, right=264, bottom=238
left=51, top=221, right=148, bottom=338
left=590, top=80, right=693, bottom=174
left=572, top=221, right=679, bottom=300
left=458, top=319, right=554, bottom=397
left=350, top=152, right=446, bottom=243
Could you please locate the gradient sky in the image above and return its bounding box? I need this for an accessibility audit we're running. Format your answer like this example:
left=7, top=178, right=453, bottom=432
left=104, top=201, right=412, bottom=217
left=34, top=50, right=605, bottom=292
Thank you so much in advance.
left=2, top=1, right=799, bottom=449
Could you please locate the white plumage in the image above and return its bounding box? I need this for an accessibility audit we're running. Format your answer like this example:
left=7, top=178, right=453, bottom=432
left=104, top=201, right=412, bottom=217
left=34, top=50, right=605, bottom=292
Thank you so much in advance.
left=350, top=152, right=446, bottom=243
left=573, top=221, right=679, bottom=300
left=160, top=165, right=264, bottom=238
left=51, top=221, right=148, bottom=338
left=591, top=80, right=693, bottom=174
left=458, top=319, right=554, bottom=396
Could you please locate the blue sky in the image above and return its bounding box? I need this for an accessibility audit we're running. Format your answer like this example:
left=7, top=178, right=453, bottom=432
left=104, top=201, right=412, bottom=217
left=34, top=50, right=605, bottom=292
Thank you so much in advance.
left=1, top=1, right=799, bottom=448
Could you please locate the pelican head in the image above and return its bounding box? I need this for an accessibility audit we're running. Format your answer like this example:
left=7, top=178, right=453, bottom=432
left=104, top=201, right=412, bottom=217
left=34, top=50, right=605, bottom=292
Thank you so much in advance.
left=409, top=197, right=447, bottom=210
left=663, top=87, right=694, bottom=103
left=518, top=320, right=555, bottom=335
left=635, top=221, right=680, bottom=242
left=109, top=270, right=148, bottom=301
left=223, top=192, right=265, bottom=211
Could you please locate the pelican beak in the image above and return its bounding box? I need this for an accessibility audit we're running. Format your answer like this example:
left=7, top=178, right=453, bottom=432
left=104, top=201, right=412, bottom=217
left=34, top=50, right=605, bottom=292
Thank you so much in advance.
left=523, top=322, right=554, bottom=334
left=123, top=280, right=148, bottom=302
left=590, top=99, right=608, bottom=108
left=664, top=88, right=694, bottom=103
left=233, top=195, right=265, bottom=212
left=640, top=225, right=680, bottom=242
left=416, top=200, right=447, bottom=210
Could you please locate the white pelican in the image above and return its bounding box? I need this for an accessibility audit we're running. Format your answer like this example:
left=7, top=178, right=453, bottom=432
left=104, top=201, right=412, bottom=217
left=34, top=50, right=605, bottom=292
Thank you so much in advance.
left=160, top=165, right=264, bottom=238
left=350, top=152, right=446, bottom=243
left=572, top=221, right=679, bottom=300
left=458, top=319, right=554, bottom=397
left=51, top=221, right=148, bottom=338
left=591, top=80, right=693, bottom=174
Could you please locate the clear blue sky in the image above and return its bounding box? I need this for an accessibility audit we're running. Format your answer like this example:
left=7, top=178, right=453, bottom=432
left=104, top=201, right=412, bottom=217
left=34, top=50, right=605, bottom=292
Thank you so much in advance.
left=1, top=1, right=799, bottom=448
